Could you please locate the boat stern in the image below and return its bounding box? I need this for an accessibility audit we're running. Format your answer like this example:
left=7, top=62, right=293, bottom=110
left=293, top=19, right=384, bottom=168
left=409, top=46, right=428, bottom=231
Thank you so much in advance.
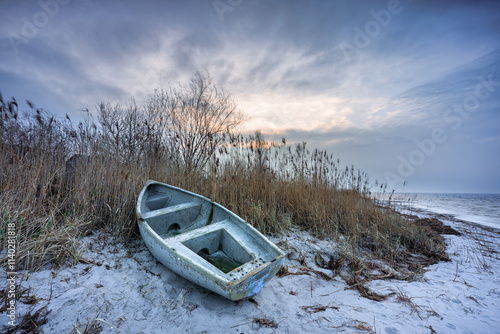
left=225, top=253, right=285, bottom=300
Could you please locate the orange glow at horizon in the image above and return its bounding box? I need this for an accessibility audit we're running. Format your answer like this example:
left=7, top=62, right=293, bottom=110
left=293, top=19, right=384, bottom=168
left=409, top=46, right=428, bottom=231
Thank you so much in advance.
left=235, top=92, right=355, bottom=135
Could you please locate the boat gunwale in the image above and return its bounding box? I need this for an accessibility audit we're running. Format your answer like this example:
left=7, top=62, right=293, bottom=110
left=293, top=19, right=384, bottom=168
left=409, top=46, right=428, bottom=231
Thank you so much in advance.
left=136, top=180, right=285, bottom=287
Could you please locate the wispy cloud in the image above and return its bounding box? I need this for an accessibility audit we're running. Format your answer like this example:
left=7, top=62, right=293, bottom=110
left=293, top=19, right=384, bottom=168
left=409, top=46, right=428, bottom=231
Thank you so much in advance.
left=0, top=0, right=499, bottom=192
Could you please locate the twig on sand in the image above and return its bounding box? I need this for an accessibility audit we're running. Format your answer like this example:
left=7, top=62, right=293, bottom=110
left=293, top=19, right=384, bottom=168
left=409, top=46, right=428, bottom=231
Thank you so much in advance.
left=353, top=320, right=375, bottom=333
left=345, top=276, right=395, bottom=301
left=277, top=265, right=335, bottom=281
left=253, top=317, right=279, bottom=329
left=396, top=290, right=421, bottom=318
left=301, top=304, right=339, bottom=313
left=395, top=289, right=441, bottom=321
left=70, top=312, right=105, bottom=334
left=467, top=295, right=480, bottom=305
left=453, top=262, right=459, bottom=282
left=2, top=305, right=50, bottom=334
left=277, top=265, right=310, bottom=278
left=230, top=317, right=286, bottom=331
left=427, top=325, right=437, bottom=333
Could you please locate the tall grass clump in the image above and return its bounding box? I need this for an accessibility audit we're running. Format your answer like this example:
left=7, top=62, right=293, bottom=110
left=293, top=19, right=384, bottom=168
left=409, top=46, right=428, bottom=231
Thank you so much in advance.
left=0, top=73, right=446, bottom=272
left=0, top=95, right=168, bottom=270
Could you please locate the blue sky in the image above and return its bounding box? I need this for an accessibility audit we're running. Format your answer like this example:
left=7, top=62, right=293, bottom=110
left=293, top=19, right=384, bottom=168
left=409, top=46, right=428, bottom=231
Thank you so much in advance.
left=1, top=0, right=499, bottom=193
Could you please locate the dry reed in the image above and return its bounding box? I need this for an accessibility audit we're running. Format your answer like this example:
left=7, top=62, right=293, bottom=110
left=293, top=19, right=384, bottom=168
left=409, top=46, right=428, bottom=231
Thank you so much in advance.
left=0, top=92, right=446, bottom=274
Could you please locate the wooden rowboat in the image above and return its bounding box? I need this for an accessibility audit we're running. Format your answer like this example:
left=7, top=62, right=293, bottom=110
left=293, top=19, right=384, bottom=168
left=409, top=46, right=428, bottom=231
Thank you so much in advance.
left=136, top=180, right=285, bottom=301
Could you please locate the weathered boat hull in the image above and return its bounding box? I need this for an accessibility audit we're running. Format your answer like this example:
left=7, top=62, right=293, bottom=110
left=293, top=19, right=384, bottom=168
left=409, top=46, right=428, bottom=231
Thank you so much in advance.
left=136, top=180, right=285, bottom=301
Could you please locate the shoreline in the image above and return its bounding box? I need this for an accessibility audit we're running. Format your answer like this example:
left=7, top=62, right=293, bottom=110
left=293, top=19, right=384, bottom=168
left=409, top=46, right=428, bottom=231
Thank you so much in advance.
left=400, top=205, right=500, bottom=237
left=381, top=192, right=500, bottom=232
left=1, top=210, right=500, bottom=333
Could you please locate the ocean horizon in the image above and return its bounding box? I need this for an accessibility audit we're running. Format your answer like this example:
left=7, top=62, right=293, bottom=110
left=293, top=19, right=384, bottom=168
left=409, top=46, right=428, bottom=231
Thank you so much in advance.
left=381, top=192, right=500, bottom=231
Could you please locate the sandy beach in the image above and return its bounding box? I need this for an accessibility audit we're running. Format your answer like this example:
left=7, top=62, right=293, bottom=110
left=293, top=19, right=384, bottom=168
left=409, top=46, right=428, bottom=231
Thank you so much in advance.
left=2, top=212, right=499, bottom=334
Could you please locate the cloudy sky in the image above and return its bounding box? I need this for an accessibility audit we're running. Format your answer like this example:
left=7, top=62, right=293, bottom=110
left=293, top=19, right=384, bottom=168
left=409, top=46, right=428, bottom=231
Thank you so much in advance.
left=1, top=0, right=499, bottom=193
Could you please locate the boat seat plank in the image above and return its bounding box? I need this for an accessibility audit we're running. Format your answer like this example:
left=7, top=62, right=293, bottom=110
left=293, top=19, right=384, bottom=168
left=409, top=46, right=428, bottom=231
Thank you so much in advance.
left=142, top=202, right=201, bottom=219
left=162, top=220, right=229, bottom=241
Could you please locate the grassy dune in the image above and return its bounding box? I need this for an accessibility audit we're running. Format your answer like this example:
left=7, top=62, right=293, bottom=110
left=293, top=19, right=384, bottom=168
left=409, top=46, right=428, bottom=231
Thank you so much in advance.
left=0, top=93, right=447, bottom=276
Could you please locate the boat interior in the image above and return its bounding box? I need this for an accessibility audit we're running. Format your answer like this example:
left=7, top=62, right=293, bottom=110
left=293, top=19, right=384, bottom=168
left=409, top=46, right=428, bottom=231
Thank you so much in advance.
left=139, top=183, right=282, bottom=278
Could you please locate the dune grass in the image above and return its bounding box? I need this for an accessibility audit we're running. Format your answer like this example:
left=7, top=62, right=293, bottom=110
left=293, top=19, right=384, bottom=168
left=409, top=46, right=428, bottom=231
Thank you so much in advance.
left=0, top=93, right=447, bottom=274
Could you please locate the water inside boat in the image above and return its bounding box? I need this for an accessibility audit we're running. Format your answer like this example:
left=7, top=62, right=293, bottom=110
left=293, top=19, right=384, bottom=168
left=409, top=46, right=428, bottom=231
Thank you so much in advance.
left=198, top=248, right=244, bottom=273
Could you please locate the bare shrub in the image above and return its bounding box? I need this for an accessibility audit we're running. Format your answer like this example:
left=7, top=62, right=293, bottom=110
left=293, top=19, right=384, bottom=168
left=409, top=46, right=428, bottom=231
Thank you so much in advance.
left=149, top=71, right=244, bottom=170
left=97, top=99, right=149, bottom=162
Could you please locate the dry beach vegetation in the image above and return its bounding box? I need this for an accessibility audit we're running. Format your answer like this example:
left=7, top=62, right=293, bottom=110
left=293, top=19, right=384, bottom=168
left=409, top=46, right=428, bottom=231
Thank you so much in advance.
left=0, top=72, right=454, bottom=330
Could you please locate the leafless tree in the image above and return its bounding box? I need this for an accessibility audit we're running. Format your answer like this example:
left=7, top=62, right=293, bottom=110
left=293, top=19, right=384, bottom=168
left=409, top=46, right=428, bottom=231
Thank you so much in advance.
left=149, top=71, right=244, bottom=170
left=97, top=99, right=149, bottom=161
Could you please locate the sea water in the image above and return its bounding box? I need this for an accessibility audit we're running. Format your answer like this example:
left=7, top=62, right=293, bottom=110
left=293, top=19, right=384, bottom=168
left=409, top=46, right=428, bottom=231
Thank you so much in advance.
left=388, top=193, right=500, bottom=230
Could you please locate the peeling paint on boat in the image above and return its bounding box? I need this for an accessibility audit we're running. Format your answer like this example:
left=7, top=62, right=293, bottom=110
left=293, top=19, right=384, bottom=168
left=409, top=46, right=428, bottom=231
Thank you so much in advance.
left=136, top=180, right=285, bottom=301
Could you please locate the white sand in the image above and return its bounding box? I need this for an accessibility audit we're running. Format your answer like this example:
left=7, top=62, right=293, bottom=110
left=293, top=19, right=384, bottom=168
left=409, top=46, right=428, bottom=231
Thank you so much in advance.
left=1, top=216, right=499, bottom=333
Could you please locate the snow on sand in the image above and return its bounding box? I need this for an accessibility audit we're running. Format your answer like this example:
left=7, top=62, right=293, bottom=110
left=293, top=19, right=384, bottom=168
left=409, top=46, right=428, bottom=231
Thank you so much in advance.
left=1, top=217, right=499, bottom=333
